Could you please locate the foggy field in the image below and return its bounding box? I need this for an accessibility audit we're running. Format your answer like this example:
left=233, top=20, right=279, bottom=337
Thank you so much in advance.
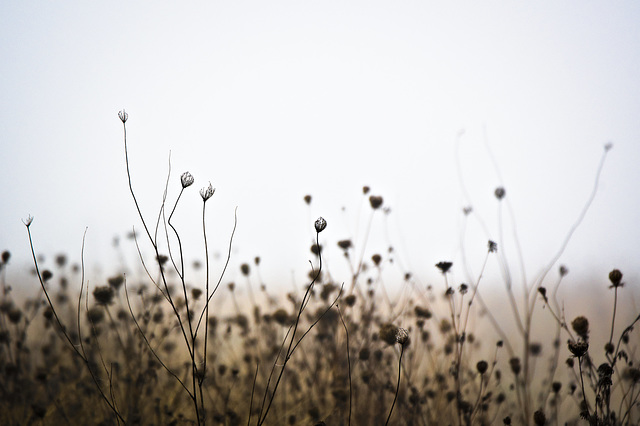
left=1, top=126, right=638, bottom=425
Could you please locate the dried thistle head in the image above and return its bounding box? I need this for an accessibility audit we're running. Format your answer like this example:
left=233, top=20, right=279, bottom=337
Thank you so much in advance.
left=93, top=285, right=115, bottom=306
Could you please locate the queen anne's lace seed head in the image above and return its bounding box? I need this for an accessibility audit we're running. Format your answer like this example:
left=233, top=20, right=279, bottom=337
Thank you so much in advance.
left=314, top=217, right=327, bottom=233
left=23, top=215, right=34, bottom=227
left=395, top=328, right=409, bottom=346
left=200, top=182, right=215, bottom=201
left=180, top=172, right=194, bottom=188
left=118, top=109, right=128, bottom=123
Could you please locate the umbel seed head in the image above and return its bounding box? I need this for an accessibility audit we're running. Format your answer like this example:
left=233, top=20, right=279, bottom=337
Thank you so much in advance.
left=180, top=172, right=194, bottom=188
left=200, top=182, right=215, bottom=201
left=315, top=217, right=327, bottom=233
left=609, top=269, right=623, bottom=288
left=118, top=109, right=128, bottom=123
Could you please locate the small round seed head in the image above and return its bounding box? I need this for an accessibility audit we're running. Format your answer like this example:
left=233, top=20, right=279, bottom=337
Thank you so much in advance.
left=608, top=269, right=623, bottom=288
left=379, top=323, right=399, bottom=345
left=559, top=265, right=569, bottom=277
left=180, top=172, right=194, bottom=188
left=509, top=357, right=521, bottom=375
left=118, top=109, right=128, bottom=123
left=344, top=294, right=356, bottom=307
left=240, top=263, right=250, bottom=276
left=93, top=285, right=115, bottom=306
left=604, top=342, right=614, bottom=354
left=337, top=240, right=352, bottom=250
left=362, top=186, right=370, bottom=194
left=368, top=195, right=383, bottom=209
left=568, top=340, right=589, bottom=357
left=488, top=240, right=498, bottom=253
left=552, top=382, right=562, bottom=393
left=533, top=410, right=546, bottom=426
left=571, top=316, right=589, bottom=340
left=200, top=182, right=215, bottom=201
left=314, top=217, right=327, bottom=233
left=476, top=360, right=488, bottom=375
left=395, top=327, right=409, bottom=346
left=494, top=187, right=506, bottom=200
left=371, top=254, right=382, bottom=266
left=303, top=194, right=312, bottom=205
left=462, top=206, right=472, bottom=215
left=436, top=261, right=453, bottom=274
left=1, top=251, right=10, bottom=263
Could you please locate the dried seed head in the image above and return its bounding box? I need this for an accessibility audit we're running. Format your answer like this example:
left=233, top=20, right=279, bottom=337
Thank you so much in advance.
left=463, top=206, right=472, bottom=215
left=371, top=254, right=382, bottom=266
left=476, top=360, right=488, bottom=375
left=1, top=251, right=10, bottom=263
left=180, top=172, right=194, bottom=188
left=118, top=109, right=128, bottom=123
left=568, top=340, right=589, bottom=357
left=314, top=217, right=327, bottom=233
left=395, top=327, right=409, bottom=346
left=571, top=316, right=589, bottom=340
left=509, top=357, right=521, bottom=375
left=93, top=285, right=115, bottom=306
left=200, top=182, right=215, bottom=201
left=559, top=265, right=569, bottom=277
left=436, top=261, right=453, bottom=274
left=379, top=323, right=399, bottom=345
left=362, top=186, right=370, bottom=194
left=303, top=194, right=312, bottom=205
left=240, top=263, right=250, bottom=276
left=337, top=240, right=352, bottom=250
left=608, top=269, right=623, bottom=288
left=533, top=410, right=546, bottom=426
left=23, top=215, right=34, bottom=227
left=368, top=195, right=383, bottom=209
left=494, top=187, right=506, bottom=200
left=488, top=240, right=498, bottom=253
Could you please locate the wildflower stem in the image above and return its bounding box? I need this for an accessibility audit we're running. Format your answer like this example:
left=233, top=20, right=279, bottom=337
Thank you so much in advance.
left=385, top=345, right=404, bottom=426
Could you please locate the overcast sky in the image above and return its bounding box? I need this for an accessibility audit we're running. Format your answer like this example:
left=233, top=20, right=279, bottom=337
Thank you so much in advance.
left=1, top=1, right=639, bottom=295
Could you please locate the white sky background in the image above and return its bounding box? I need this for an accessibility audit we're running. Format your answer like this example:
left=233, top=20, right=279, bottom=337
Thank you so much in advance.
left=1, top=1, right=639, bottom=297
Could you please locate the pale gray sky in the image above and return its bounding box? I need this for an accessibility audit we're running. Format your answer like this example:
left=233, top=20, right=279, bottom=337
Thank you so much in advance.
left=1, top=1, right=639, bottom=292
